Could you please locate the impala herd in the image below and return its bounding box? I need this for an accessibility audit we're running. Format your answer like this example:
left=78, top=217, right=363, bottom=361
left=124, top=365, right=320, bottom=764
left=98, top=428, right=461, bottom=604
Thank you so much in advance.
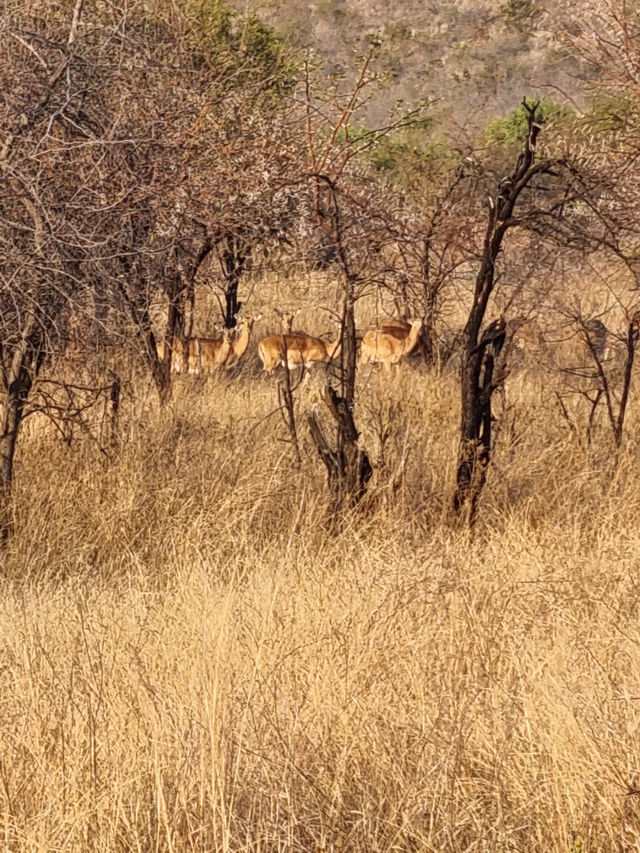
left=157, top=316, right=425, bottom=375
left=155, top=312, right=618, bottom=379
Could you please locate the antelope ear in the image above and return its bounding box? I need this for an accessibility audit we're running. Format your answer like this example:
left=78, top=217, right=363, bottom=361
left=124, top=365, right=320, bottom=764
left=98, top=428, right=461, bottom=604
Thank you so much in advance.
left=253, top=313, right=263, bottom=322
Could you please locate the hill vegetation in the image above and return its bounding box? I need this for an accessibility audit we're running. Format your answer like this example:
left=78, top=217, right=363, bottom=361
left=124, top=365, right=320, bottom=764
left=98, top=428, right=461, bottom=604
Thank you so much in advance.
left=228, top=0, right=582, bottom=129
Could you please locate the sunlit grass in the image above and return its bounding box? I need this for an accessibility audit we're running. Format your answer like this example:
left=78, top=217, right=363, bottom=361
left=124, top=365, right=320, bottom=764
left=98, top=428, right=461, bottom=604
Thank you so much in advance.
left=1, top=313, right=640, bottom=850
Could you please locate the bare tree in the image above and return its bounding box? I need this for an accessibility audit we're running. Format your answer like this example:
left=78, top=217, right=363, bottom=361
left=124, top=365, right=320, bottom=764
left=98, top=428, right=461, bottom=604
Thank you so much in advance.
left=299, top=53, right=422, bottom=516
left=305, top=174, right=374, bottom=517
left=0, top=0, right=299, bottom=537
left=453, top=100, right=560, bottom=525
left=379, top=165, right=475, bottom=364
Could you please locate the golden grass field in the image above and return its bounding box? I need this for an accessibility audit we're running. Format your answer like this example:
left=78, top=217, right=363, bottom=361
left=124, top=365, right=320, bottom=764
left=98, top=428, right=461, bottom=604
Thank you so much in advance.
left=1, top=273, right=640, bottom=851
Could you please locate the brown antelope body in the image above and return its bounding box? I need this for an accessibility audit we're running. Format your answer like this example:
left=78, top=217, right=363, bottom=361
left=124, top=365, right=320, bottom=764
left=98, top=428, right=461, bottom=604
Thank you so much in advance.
left=157, top=328, right=233, bottom=374
left=257, top=332, right=341, bottom=373
left=225, top=315, right=261, bottom=368
left=360, top=319, right=424, bottom=370
left=378, top=318, right=428, bottom=357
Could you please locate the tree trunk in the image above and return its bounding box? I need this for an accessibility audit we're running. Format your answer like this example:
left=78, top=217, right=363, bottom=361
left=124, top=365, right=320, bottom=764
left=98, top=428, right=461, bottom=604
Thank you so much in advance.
left=308, top=287, right=371, bottom=519
left=452, top=100, right=551, bottom=524
left=0, top=317, right=42, bottom=540
left=341, top=296, right=357, bottom=403
left=220, top=234, right=248, bottom=328
left=114, top=264, right=172, bottom=406
left=143, top=321, right=171, bottom=406
left=308, top=384, right=372, bottom=522
left=163, top=273, right=187, bottom=374
left=306, top=176, right=373, bottom=517
left=454, top=318, right=505, bottom=524
left=615, top=315, right=640, bottom=446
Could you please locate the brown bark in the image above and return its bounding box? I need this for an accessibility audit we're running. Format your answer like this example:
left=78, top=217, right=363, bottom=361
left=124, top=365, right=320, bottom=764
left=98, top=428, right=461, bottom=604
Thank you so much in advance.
left=0, top=316, right=43, bottom=539
left=218, top=234, right=249, bottom=329
left=453, top=100, right=553, bottom=524
left=308, top=385, right=372, bottom=522
left=453, top=319, right=506, bottom=524
left=307, top=181, right=372, bottom=518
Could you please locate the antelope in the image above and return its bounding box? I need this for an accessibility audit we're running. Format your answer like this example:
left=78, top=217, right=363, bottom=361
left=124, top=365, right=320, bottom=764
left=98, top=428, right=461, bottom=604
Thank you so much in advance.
left=157, top=327, right=233, bottom=374
left=376, top=318, right=427, bottom=358
left=360, top=319, right=424, bottom=370
left=257, top=331, right=342, bottom=373
left=191, top=327, right=234, bottom=373
left=225, top=314, right=261, bottom=368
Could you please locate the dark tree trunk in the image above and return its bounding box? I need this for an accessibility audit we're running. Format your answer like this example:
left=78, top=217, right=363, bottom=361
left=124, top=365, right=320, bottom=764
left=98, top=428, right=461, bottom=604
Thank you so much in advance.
left=219, top=234, right=249, bottom=328
left=335, top=295, right=367, bottom=501
left=145, top=329, right=171, bottom=405
left=422, top=285, right=439, bottom=365
left=184, top=238, right=212, bottom=342
left=145, top=239, right=214, bottom=401
left=115, top=255, right=172, bottom=405
left=108, top=372, right=121, bottom=452
left=454, top=318, right=506, bottom=524
left=615, top=315, right=640, bottom=446
left=453, top=100, right=553, bottom=524
left=420, top=236, right=438, bottom=365
left=0, top=316, right=43, bottom=539
left=308, top=295, right=372, bottom=521
left=163, top=272, right=187, bottom=375
left=168, top=238, right=214, bottom=374
left=307, top=177, right=372, bottom=518
left=308, top=385, right=372, bottom=522
left=341, top=296, right=357, bottom=404
left=277, top=317, right=301, bottom=467
left=310, top=218, right=337, bottom=269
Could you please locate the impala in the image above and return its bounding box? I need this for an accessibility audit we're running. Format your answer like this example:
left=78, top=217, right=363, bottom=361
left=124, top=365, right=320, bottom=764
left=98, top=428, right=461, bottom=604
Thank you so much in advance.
left=225, top=314, right=261, bottom=368
left=157, top=327, right=233, bottom=374
left=377, top=318, right=428, bottom=357
left=191, top=328, right=234, bottom=373
left=360, top=318, right=424, bottom=369
left=257, top=331, right=342, bottom=373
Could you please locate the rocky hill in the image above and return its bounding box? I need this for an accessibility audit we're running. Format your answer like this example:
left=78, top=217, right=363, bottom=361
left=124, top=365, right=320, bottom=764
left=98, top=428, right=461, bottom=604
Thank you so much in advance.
left=231, top=0, right=581, bottom=134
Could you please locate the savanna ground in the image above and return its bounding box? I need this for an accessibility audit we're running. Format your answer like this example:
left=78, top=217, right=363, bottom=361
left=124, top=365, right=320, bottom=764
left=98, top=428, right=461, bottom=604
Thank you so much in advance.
left=1, top=271, right=640, bottom=851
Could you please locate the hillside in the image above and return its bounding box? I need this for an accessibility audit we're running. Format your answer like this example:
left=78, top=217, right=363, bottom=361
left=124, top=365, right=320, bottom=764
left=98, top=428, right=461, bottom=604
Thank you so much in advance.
left=231, top=0, right=582, bottom=131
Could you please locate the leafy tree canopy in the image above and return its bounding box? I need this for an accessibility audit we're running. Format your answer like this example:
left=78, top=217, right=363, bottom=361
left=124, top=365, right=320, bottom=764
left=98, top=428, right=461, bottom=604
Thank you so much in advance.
left=481, top=97, right=574, bottom=155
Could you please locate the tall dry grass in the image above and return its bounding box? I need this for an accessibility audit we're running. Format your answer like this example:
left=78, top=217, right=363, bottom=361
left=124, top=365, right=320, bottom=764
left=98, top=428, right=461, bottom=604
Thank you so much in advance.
left=1, top=329, right=640, bottom=850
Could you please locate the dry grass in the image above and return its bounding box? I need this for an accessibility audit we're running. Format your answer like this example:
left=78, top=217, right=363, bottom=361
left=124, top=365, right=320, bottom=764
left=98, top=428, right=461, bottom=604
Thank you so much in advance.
left=1, top=314, right=640, bottom=850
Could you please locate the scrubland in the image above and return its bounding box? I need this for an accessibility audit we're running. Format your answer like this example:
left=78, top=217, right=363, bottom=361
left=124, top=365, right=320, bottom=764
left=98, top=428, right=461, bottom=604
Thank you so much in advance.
left=1, top=296, right=640, bottom=851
